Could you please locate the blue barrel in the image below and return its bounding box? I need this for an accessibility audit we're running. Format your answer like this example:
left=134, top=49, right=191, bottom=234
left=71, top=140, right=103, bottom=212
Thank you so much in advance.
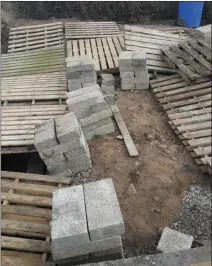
left=178, top=1, right=204, bottom=27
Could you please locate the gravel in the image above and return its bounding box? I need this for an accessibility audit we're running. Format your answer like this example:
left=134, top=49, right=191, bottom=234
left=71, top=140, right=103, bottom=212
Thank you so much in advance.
left=171, top=184, right=211, bottom=242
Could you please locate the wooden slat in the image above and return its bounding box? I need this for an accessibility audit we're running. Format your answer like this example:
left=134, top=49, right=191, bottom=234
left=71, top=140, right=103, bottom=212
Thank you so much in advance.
left=2, top=236, right=51, bottom=252
left=1, top=256, right=54, bottom=266
left=1, top=171, right=71, bottom=184
left=96, top=38, right=107, bottom=70
left=111, top=105, right=139, bottom=157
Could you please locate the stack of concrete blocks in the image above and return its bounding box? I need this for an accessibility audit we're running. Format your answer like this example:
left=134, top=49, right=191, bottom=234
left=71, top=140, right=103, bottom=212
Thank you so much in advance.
left=66, top=55, right=97, bottom=92
left=66, top=84, right=115, bottom=140
left=194, top=24, right=211, bottom=44
left=118, top=51, right=149, bottom=90
left=51, top=178, right=125, bottom=264
left=100, top=73, right=115, bottom=105
left=34, top=113, right=92, bottom=177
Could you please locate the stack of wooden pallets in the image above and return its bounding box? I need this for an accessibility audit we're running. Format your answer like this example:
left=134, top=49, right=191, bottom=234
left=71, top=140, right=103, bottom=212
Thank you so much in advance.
left=150, top=74, right=212, bottom=174
left=1, top=171, right=71, bottom=266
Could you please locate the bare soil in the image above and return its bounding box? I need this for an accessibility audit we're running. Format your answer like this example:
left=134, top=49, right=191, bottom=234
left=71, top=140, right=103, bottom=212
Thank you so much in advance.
left=88, top=90, right=208, bottom=257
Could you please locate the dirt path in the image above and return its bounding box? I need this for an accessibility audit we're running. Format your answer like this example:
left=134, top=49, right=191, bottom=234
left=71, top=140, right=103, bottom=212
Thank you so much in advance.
left=88, top=90, right=207, bottom=257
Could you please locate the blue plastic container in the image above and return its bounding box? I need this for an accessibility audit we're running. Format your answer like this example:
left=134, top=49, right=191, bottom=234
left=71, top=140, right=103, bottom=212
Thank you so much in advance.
left=178, top=1, right=204, bottom=27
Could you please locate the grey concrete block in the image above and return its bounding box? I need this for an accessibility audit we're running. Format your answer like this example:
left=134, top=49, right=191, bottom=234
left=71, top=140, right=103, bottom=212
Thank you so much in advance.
left=39, top=137, right=83, bottom=159
left=82, top=82, right=97, bottom=88
left=119, top=65, right=134, bottom=72
left=34, top=125, right=58, bottom=152
left=101, top=85, right=114, bottom=94
left=71, top=159, right=92, bottom=174
left=47, top=159, right=68, bottom=175
left=57, top=254, right=89, bottom=266
left=67, top=90, right=103, bottom=105
left=104, top=94, right=114, bottom=105
left=44, top=153, right=67, bottom=167
left=52, top=236, right=122, bottom=260
left=194, top=24, right=211, bottom=39
left=118, top=51, right=133, bottom=66
left=101, top=73, right=115, bottom=86
left=135, top=83, right=149, bottom=90
left=82, top=117, right=113, bottom=134
left=80, top=109, right=112, bottom=127
left=55, top=169, right=73, bottom=178
left=157, top=227, right=193, bottom=253
left=68, top=83, right=82, bottom=92
left=67, top=72, right=81, bottom=79
left=52, top=185, right=90, bottom=260
left=122, top=78, right=149, bottom=84
left=67, top=96, right=105, bottom=113
left=67, top=84, right=101, bottom=99
left=55, top=113, right=81, bottom=144
left=121, top=83, right=135, bottom=90
left=34, top=118, right=55, bottom=133
left=84, top=178, right=125, bottom=241
left=65, top=144, right=88, bottom=161
left=134, top=69, right=149, bottom=81
left=132, top=51, right=147, bottom=66
left=120, top=71, right=134, bottom=78
left=91, top=245, right=123, bottom=257
left=85, top=123, right=115, bottom=140
left=66, top=153, right=91, bottom=168
left=66, top=56, right=94, bottom=72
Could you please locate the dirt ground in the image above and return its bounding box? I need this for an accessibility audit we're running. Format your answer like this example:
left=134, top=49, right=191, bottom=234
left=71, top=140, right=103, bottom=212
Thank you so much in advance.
left=88, top=90, right=209, bottom=257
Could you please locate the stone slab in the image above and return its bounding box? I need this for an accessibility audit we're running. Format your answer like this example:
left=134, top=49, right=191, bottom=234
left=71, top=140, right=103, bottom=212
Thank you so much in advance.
left=85, top=123, right=115, bottom=140
left=52, top=236, right=122, bottom=261
left=78, top=245, right=211, bottom=266
left=55, top=113, right=81, bottom=144
left=84, top=178, right=125, bottom=241
left=52, top=185, right=90, bottom=260
left=157, top=227, right=193, bottom=253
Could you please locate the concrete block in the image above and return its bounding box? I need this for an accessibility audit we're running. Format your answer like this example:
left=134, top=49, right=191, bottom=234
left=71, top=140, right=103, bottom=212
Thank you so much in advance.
left=40, top=137, right=83, bottom=158
left=157, top=227, right=193, bottom=253
left=132, top=51, right=147, bottom=66
left=67, top=84, right=101, bottom=99
left=120, top=71, right=134, bottom=78
left=66, top=153, right=91, bottom=168
left=104, top=94, right=114, bottom=105
left=47, top=159, right=68, bottom=175
left=135, top=83, right=149, bottom=90
left=134, top=69, right=149, bottom=81
left=52, top=236, right=122, bottom=260
left=82, top=82, right=97, bottom=88
left=80, top=109, right=112, bottom=128
left=52, top=185, right=90, bottom=260
left=66, top=57, right=94, bottom=72
left=194, top=24, right=211, bottom=39
left=84, top=178, right=125, bottom=241
left=121, top=83, right=135, bottom=90
left=118, top=51, right=133, bottom=66
left=68, top=83, right=82, bottom=92
left=101, top=85, right=114, bottom=94
left=91, top=245, right=123, bottom=257
left=34, top=126, right=58, bottom=152
left=55, top=113, right=81, bottom=144
left=101, top=73, right=115, bottom=86
left=122, top=78, right=149, bottom=84
left=55, top=169, right=73, bottom=178
left=82, top=117, right=113, bottom=134
left=67, top=72, right=81, bottom=79
left=56, top=254, right=89, bottom=266
left=34, top=118, right=55, bottom=133
left=44, top=153, right=67, bottom=167
left=119, top=65, right=134, bottom=72
left=65, top=141, right=89, bottom=160
left=68, top=78, right=82, bottom=86
left=85, top=123, right=115, bottom=140
left=71, top=159, right=92, bottom=174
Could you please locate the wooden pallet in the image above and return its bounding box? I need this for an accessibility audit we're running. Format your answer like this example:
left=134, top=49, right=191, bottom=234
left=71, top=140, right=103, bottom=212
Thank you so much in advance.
left=1, top=171, right=71, bottom=266
left=65, top=21, right=120, bottom=39
left=159, top=26, right=191, bottom=36
left=162, top=39, right=212, bottom=83
left=8, top=22, right=64, bottom=54
left=1, top=47, right=66, bottom=77
left=150, top=74, right=212, bottom=174
left=67, top=36, right=124, bottom=73
left=1, top=104, right=67, bottom=148
left=124, top=25, right=188, bottom=74
left=1, top=71, right=67, bottom=103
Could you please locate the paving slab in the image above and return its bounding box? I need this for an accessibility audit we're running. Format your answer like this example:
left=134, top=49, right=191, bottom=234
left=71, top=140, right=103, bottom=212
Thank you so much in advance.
left=157, top=227, right=193, bottom=253
left=84, top=178, right=125, bottom=241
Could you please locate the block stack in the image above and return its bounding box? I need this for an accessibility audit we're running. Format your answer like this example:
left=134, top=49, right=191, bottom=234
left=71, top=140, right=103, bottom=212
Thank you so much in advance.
left=34, top=113, right=92, bottom=177
left=51, top=178, right=125, bottom=263
left=100, top=73, right=115, bottom=105
left=66, top=84, right=115, bottom=140
left=66, top=55, right=97, bottom=92
left=118, top=51, right=149, bottom=90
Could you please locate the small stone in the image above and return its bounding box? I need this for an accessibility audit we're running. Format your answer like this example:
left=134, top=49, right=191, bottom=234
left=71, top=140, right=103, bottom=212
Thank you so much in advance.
left=116, top=135, right=124, bottom=140
left=146, top=134, right=155, bottom=141
left=153, top=196, right=160, bottom=202
left=127, top=107, right=133, bottom=111
left=150, top=140, right=159, bottom=145
left=134, top=161, right=140, bottom=166
left=127, top=183, right=137, bottom=195
left=152, top=208, right=161, bottom=214
left=158, top=144, right=167, bottom=149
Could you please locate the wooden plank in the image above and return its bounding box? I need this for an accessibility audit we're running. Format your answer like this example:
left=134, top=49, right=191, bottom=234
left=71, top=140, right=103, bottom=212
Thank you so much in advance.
left=1, top=205, right=52, bottom=218
left=1, top=220, right=50, bottom=235
left=189, top=40, right=211, bottom=60
left=90, top=38, right=100, bottom=71
left=186, top=137, right=211, bottom=148
left=79, top=39, right=85, bottom=55
left=168, top=107, right=211, bottom=120
left=182, top=129, right=212, bottom=139
left=96, top=38, right=107, bottom=70
left=1, top=256, right=54, bottom=266
left=194, top=146, right=212, bottom=156
left=167, top=100, right=212, bottom=114
left=1, top=171, right=71, bottom=184
left=172, top=113, right=211, bottom=126
left=110, top=105, right=139, bottom=157
left=177, top=121, right=211, bottom=133
left=2, top=236, right=51, bottom=252
left=101, top=38, right=114, bottom=69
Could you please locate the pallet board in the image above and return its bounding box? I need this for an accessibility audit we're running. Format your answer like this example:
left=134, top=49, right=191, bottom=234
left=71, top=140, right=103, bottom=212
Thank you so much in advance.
left=67, top=36, right=124, bottom=73
left=124, top=25, right=189, bottom=74
left=1, top=71, right=67, bottom=103
left=150, top=74, right=212, bottom=174
left=162, top=39, right=212, bottom=83
left=1, top=171, right=71, bottom=266
left=65, top=21, right=120, bottom=39
left=1, top=47, right=66, bottom=77
left=8, top=22, right=64, bottom=54
left=1, top=104, right=67, bottom=148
